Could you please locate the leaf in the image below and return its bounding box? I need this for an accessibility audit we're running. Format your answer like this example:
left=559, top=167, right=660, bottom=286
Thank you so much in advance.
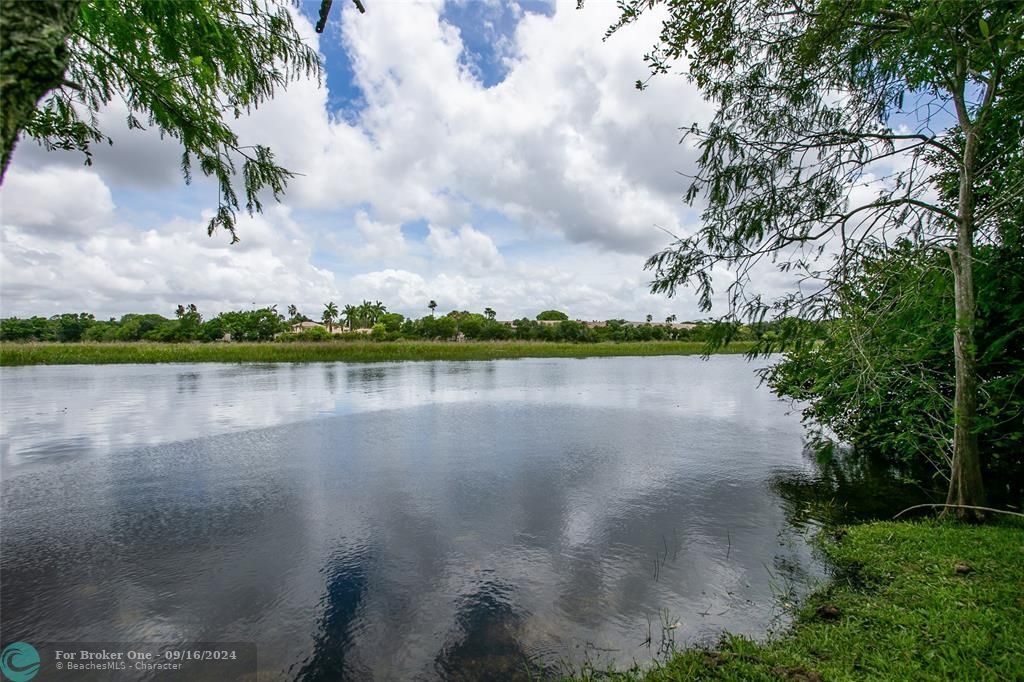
left=979, top=17, right=990, bottom=38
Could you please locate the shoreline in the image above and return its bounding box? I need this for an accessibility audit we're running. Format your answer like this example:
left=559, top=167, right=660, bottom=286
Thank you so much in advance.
left=0, top=340, right=756, bottom=366
left=571, top=520, right=1024, bottom=681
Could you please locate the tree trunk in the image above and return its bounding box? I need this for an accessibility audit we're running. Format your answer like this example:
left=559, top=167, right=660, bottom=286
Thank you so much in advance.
left=0, top=0, right=80, bottom=181
left=945, top=121, right=986, bottom=521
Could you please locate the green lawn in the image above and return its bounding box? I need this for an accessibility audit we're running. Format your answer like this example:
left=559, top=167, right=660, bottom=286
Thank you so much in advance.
left=0, top=340, right=754, bottom=366
left=572, top=521, right=1024, bottom=681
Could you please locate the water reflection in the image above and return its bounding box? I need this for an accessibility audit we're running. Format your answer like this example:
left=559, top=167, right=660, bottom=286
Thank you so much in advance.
left=293, top=545, right=374, bottom=682
left=436, top=578, right=542, bottom=682
left=3, top=357, right=838, bottom=680
left=770, top=444, right=944, bottom=528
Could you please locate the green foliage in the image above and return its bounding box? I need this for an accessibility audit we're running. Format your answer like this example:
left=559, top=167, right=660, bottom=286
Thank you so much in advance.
left=378, top=312, right=404, bottom=332
left=300, top=325, right=332, bottom=341
left=322, top=301, right=339, bottom=330
left=536, top=309, right=569, bottom=321
left=415, top=313, right=457, bottom=339
left=0, top=316, right=57, bottom=341
left=50, top=312, right=93, bottom=341
left=0, top=305, right=286, bottom=343
left=197, top=316, right=227, bottom=342
left=768, top=240, right=1024, bottom=505
left=218, top=307, right=286, bottom=341
left=21, top=0, right=321, bottom=241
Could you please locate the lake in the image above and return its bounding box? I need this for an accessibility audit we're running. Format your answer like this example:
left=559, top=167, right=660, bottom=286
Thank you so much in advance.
left=2, top=356, right=845, bottom=680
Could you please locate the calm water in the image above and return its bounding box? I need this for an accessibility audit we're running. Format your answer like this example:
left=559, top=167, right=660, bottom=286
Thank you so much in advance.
left=2, top=356, right=857, bottom=680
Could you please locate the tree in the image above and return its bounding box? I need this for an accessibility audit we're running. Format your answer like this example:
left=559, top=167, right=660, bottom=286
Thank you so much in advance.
left=767, top=240, right=1024, bottom=506
left=0, top=1, right=358, bottom=241
left=428, top=300, right=437, bottom=316
left=645, top=314, right=653, bottom=324
left=666, top=314, right=677, bottom=324
left=0, top=316, right=56, bottom=341
left=218, top=307, right=284, bottom=341
left=322, top=301, right=338, bottom=332
left=380, top=312, right=405, bottom=333
left=170, top=303, right=202, bottom=339
left=612, top=0, right=1023, bottom=518
left=287, top=304, right=299, bottom=321
left=536, top=309, right=568, bottom=321
left=340, top=303, right=357, bottom=331
left=362, top=300, right=386, bottom=326
left=52, top=312, right=94, bottom=341
left=483, top=307, right=496, bottom=321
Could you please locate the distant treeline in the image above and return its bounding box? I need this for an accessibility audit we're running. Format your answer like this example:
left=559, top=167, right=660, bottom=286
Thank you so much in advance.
left=0, top=304, right=807, bottom=344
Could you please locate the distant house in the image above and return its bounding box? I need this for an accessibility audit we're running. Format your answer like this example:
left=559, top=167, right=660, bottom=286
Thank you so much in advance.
left=616, top=320, right=699, bottom=330
left=579, top=320, right=699, bottom=330
left=291, top=321, right=325, bottom=333
left=292, top=320, right=370, bottom=335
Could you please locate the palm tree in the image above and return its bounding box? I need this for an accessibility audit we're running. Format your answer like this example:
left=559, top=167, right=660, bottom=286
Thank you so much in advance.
left=287, top=304, right=299, bottom=320
left=357, top=300, right=386, bottom=327
left=428, top=300, right=437, bottom=316
left=646, top=314, right=653, bottom=324
left=342, top=304, right=359, bottom=331
left=370, top=300, right=387, bottom=325
left=665, top=314, right=677, bottom=324
left=323, top=301, right=339, bottom=332
left=484, top=307, right=496, bottom=321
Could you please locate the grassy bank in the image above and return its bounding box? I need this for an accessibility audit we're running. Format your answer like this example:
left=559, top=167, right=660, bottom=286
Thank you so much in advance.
left=575, top=521, right=1024, bottom=681
left=0, top=340, right=755, bottom=366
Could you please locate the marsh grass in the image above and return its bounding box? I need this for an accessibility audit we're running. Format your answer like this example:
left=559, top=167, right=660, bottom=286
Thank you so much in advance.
left=569, top=520, right=1024, bottom=681
left=0, top=340, right=754, bottom=366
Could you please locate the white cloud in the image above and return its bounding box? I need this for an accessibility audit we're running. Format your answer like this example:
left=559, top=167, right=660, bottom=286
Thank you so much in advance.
left=349, top=269, right=479, bottom=314
left=0, top=166, right=340, bottom=319
left=7, top=98, right=186, bottom=190
left=426, top=223, right=502, bottom=272
left=234, top=0, right=709, bottom=254
left=0, top=165, right=114, bottom=237
left=354, top=210, right=407, bottom=260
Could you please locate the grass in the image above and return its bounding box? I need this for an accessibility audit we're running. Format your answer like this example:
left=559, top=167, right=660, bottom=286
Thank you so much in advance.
left=571, top=520, right=1024, bottom=681
left=0, top=340, right=755, bottom=366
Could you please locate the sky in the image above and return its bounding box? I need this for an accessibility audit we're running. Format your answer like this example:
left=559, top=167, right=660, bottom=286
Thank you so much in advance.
left=2, top=0, right=750, bottom=322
